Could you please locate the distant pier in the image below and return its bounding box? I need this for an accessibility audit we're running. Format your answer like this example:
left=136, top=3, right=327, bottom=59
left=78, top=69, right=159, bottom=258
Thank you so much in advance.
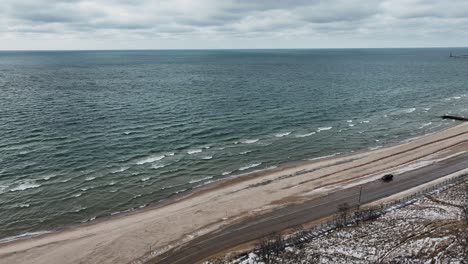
left=449, top=52, right=468, bottom=58
left=441, top=115, right=468, bottom=121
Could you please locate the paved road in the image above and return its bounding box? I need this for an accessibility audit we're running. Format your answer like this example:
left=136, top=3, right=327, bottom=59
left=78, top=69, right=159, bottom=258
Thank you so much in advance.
left=153, top=153, right=468, bottom=264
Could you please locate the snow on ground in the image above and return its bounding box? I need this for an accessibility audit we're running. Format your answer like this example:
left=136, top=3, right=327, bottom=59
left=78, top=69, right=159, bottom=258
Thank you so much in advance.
left=206, top=182, right=468, bottom=264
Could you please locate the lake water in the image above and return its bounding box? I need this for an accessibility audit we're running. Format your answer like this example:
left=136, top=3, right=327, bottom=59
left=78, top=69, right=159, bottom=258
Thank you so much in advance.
left=1, top=48, right=467, bottom=239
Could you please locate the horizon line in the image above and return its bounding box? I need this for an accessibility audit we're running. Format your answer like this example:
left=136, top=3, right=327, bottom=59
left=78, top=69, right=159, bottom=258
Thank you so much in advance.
left=0, top=46, right=467, bottom=52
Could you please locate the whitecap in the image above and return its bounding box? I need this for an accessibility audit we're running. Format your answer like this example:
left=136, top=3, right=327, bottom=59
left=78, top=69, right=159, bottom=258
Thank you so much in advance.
left=241, top=139, right=259, bottom=144
left=108, top=181, right=116, bottom=186
left=189, top=176, right=214, bottom=184
left=85, top=176, right=96, bottom=181
left=240, top=150, right=252, bottom=155
left=42, top=174, right=57, bottom=181
left=419, top=122, right=432, bottom=129
left=275, top=132, right=291, bottom=138
left=239, top=163, right=262, bottom=171
left=187, top=149, right=203, bottom=154
left=0, top=184, right=8, bottom=194
left=222, top=171, right=232, bottom=176
left=111, top=167, right=130, bottom=174
left=141, top=177, right=150, bottom=182
left=201, top=156, right=213, bottom=160
left=167, top=152, right=175, bottom=156
left=123, top=131, right=134, bottom=135
left=361, top=120, right=370, bottom=123
left=18, top=204, right=30, bottom=208
left=295, top=132, right=316, bottom=138
left=453, top=96, right=461, bottom=99
left=10, top=183, right=40, bottom=192
left=317, top=127, right=332, bottom=132
left=151, top=164, right=166, bottom=170
left=136, top=155, right=165, bottom=165
left=71, top=206, right=86, bottom=213
left=403, top=108, right=416, bottom=113
left=72, top=193, right=82, bottom=198
left=348, top=124, right=355, bottom=127
left=60, top=178, right=71, bottom=183
left=347, top=120, right=353, bottom=123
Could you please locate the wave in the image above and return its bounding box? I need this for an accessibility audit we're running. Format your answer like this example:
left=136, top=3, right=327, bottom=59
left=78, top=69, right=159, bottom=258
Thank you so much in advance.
left=201, top=156, right=213, bottom=160
left=317, top=127, right=332, bottom=132
left=240, top=150, right=252, bottom=155
left=111, top=166, right=130, bottom=174
left=308, top=153, right=341, bottom=161
left=136, top=154, right=165, bottom=165
left=239, top=162, right=262, bottom=171
left=0, top=185, right=8, bottom=194
left=42, top=174, right=58, bottom=181
left=295, top=132, right=316, bottom=138
left=347, top=120, right=353, bottom=123
left=348, top=124, right=355, bottom=127
left=403, top=107, right=416, bottom=113
left=275, top=132, right=291, bottom=138
left=151, top=164, right=166, bottom=170
left=241, top=139, right=259, bottom=144
left=189, top=176, right=214, bottom=184
left=419, top=122, right=432, bottom=129
left=71, top=206, right=86, bottom=213
left=71, top=193, right=83, bottom=198
left=141, top=177, right=150, bottom=182
left=10, top=182, right=41, bottom=192
left=85, top=176, right=96, bottom=181
left=187, top=149, right=203, bottom=154
left=0, top=231, right=52, bottom=244
left=361, top=120, right=370, bottom=123
left=222, top=171, right=232, bottom=176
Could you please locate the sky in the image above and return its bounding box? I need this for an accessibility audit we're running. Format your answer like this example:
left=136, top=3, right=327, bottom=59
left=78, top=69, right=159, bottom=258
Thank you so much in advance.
left=1, top=0, right=467, bottom=50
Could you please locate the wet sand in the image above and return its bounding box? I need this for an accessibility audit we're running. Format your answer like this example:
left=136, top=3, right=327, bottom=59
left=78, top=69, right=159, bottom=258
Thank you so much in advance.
left=1, top=122, right=468, bottom=264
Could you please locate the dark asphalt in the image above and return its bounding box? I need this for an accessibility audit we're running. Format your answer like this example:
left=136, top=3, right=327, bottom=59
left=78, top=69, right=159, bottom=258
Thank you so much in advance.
left=152, top=152, right=468, bottom=264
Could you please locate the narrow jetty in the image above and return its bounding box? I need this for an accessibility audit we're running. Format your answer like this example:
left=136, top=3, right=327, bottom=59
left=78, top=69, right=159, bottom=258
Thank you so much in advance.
left=441, top=115, right=468, bottom=121
left=449, top=52, right=468, bottom=58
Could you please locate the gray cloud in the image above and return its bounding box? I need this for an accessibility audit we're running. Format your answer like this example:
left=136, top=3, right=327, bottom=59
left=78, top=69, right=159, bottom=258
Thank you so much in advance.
left=0, top=0, right=467, bottom=49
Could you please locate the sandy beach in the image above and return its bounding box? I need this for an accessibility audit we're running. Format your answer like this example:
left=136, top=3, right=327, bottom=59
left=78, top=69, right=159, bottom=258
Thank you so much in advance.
left=1, top=122, right=468, bottom=264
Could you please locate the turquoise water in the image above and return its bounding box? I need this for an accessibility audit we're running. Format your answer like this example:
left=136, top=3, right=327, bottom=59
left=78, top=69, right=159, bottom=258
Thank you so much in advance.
left=1, top=49, right=467, bottom=239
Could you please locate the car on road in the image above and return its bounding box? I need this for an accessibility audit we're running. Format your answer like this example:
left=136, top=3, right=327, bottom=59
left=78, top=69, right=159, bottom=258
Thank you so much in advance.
left=381, top=174, right=394, bottom=182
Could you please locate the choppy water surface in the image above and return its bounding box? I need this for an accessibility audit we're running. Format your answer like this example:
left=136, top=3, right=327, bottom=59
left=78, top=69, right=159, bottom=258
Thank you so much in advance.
left=1, top=49, right=468, bottom=238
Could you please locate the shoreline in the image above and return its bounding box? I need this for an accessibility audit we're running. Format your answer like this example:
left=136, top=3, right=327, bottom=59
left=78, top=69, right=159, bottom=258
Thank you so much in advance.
left=1, top=121, right=468, bottom=264
left=0, top=122, right=448, bottom=243
left=0, top=121, right=460, bottom=242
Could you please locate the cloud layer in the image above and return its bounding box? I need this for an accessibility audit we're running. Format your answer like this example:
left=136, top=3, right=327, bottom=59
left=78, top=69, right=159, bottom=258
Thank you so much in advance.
left=1, top=0, right=468, bottom=49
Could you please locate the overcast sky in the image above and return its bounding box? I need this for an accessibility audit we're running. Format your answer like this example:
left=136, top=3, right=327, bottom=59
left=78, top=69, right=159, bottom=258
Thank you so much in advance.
left=1, top=0, right=467, bottom=50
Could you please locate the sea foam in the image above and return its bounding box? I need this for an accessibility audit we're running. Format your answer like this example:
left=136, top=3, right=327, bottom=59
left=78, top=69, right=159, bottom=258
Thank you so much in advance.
left=295, top=132, right=316, bottom=138
left=10, top=182, right=41, bottom=192
left=136, top=155, right=165, bottom=165
left=239, top=162, right=262, bottom=171
left=275, top=132, right=291, bottom=137
left=241, top=139, right=259, bottom=144
left=187, top=149, right=202, bottom=154
left=317, top=127, right=332, bottom=132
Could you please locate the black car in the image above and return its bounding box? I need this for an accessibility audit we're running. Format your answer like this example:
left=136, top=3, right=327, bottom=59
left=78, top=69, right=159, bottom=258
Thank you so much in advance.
left=381, top=174, right=394, bottom=182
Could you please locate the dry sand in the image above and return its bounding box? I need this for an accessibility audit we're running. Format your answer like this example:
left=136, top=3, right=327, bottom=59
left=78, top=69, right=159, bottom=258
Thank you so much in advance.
left=1, top=123, right=468, bottom=264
